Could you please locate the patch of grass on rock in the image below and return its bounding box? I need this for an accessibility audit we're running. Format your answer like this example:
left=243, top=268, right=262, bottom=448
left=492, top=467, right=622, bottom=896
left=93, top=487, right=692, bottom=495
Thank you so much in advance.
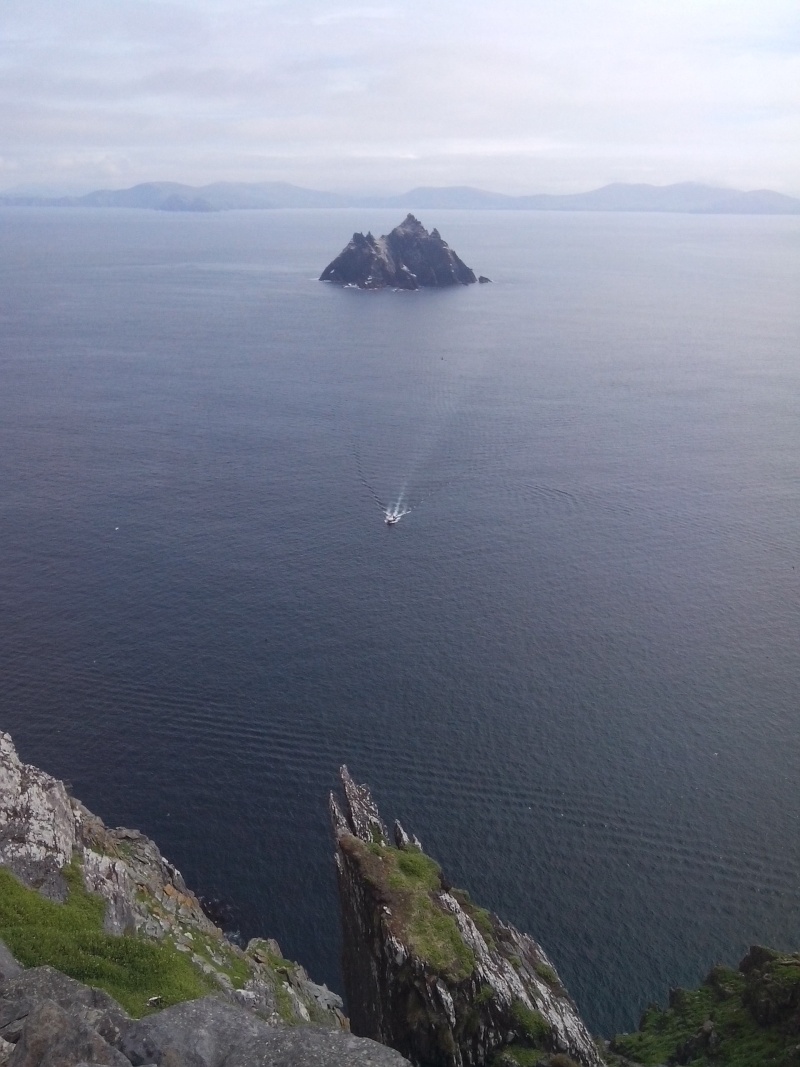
left=341, top=837, right=476, bottom=982
left=511, top=999, right=550, bottom=1044
left=0, top=864, right=215, bottom=1017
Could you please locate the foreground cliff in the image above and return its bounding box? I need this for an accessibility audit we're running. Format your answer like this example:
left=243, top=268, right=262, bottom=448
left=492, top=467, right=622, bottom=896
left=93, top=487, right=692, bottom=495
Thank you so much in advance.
left=319, top=215, right=477, bottom=289
left=0, top=960, right=410, bottom=1067
left=0, top=732, right=411, bottom=1066
left=330, top=766, right=603, bottom=1067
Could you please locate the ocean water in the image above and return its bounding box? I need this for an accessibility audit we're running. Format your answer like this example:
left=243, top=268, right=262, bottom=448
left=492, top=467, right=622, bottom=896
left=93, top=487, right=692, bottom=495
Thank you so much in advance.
left=1, top=207, right=799, bottom=1035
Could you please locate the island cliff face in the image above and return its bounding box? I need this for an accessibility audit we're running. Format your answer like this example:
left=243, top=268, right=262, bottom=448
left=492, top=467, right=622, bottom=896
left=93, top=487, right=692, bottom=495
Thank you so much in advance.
left=319, top=215, right=477, bottom=289
left=330, top=767, right=604, bottom=1067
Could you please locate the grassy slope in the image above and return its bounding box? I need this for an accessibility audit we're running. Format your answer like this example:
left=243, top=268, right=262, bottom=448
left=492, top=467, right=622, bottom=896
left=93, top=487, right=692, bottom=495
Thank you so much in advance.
left=342, top=837, right=563, bottom=1066
left=342, top=837, right=476, bottom=982
left=610, top=952, right=800, bottom=1067
left=0, top=864, right=215, bottom=1016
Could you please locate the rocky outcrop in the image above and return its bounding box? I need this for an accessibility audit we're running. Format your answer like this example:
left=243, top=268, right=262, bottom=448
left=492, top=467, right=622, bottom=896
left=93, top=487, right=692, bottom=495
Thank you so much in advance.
left=609, top=946, right=800, bottom=1066
left=319, top=216, right=477, bottom=290
left=0, top=735, right=76, bottom=903
left=0, top=732, right=343, bottom=1028
left=0, top=961, right=411, bottom=1067
left=330, top=767, right=604, bottom=1067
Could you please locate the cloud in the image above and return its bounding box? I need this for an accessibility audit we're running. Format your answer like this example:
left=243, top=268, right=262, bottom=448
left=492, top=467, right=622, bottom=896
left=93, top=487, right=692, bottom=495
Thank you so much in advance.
left=310, top=7, right=399, bottom=26
left=0, top=0, right=798, bottom=193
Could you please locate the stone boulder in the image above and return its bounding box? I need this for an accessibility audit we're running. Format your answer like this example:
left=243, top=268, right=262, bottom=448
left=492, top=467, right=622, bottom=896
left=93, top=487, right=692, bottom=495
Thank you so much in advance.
left=0, top=970, right=410, bottom=1067
left=118, top=996, right=409, bottom=1067
left=8, top=999, right=129, bottom=1067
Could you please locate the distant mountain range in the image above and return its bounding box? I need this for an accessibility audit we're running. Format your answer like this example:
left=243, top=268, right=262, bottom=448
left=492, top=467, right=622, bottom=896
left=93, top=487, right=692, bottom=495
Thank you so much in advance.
left=2, top=180, right=799, bottom=214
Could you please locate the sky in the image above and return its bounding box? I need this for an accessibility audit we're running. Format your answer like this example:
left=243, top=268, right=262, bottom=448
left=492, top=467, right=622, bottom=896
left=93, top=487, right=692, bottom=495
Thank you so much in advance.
left=1, top=0, right=799, bottom=195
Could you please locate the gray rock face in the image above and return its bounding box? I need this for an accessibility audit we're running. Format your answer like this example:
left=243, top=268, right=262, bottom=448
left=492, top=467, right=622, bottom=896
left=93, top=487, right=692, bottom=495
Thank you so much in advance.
left=0, top=968, right=129, bottom=1048
left=331, top=767, right=604, bottom=1067
left=0, top=731, right=220, bottom=941
left=0, top=734, right=75, bottom=900
left=117, top=996, right=268, bottom=1066
left=8, top=999, right=129, bottom=1067
left=319, top=216, right=477, bottom=290
left=118, top=995, right=410, bottom=1066
left=0, top=944, right=22, bottom=985
left=231, top=1026, right=413, bottom=1067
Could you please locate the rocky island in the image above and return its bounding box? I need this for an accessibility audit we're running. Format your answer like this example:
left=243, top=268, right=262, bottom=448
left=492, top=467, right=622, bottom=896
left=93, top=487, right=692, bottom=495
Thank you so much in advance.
left=319, top=215, right=478, bottom=290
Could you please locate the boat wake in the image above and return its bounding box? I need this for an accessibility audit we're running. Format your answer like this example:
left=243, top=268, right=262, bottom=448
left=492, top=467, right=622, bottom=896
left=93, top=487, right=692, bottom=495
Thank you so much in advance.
left=384, top=497, right=410, bottom=525
left=354, top=443, right=413, bottom=526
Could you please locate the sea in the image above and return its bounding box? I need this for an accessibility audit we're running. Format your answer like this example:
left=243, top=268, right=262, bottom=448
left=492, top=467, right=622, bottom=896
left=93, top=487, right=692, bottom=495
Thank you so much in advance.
left=1, top=206, right=799, bottom=1036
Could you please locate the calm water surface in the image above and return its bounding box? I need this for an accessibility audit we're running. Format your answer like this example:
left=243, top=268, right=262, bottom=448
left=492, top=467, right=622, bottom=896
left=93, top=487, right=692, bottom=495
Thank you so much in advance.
left=1, top=207, right=799, bottom=1034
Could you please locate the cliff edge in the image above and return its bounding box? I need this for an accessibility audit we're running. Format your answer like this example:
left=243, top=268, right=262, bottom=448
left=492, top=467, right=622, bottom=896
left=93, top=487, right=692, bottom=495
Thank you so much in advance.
left=0, top=731, right=344, bottom=1026
left=0, top=733, right=416, bottom=1065
left=330, top=766, right=604, bottom=1067
left=319, top=215, right=477, bottom=290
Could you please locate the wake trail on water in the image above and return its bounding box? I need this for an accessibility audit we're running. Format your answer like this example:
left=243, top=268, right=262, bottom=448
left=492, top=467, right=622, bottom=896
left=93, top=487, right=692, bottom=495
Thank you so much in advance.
left=350, top=359, right=498, bottom=526
left=353, top=412, right=474, bottom=526
left=353, top=440, right=388, bottom=513
left=354, top=443, right=414, bottom=524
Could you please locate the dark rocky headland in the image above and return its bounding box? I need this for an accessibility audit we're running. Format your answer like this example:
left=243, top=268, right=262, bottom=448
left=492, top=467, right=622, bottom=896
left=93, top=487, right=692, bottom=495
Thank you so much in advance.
left=319, top=215, right=478, bottom=290
left=330, top=767, right=602, bottom=1067
left=2, top=735, right=800, bottom=1067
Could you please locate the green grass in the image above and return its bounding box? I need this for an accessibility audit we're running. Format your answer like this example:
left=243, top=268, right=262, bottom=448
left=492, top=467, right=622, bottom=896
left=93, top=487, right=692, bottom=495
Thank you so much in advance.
left=388, top=847, right=443, bottom=892
left=511, top=999, right=550, bottom=1044
left=0, top=865, right=215, bottom=1017
left=535, top=964, right=567, bottom=994
left=451, top=888, right=498, bottom=950
left=611, top=955, right=800, bottom=1067
left=342, top=837, right=476, bottom=982
left=492, top=1045, right=545, bottom=1066
left=190, top=932, right=250, bottom=990
left=475, top=983, right=495, bottom=1006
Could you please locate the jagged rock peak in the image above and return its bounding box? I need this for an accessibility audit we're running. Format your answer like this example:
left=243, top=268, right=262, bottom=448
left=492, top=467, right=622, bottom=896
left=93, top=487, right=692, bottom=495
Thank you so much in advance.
left=334, top=765, right=390, bottom=844
left=330, top=769, right=605, bottom=1067
left=319, top=217, right=478, bottom=290
left=397, top=213, right=427, bottom=234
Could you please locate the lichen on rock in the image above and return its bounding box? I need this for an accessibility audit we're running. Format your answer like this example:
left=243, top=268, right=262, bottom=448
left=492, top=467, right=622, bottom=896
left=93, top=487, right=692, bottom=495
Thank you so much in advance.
left=330, top=766, right=604, bottom=1067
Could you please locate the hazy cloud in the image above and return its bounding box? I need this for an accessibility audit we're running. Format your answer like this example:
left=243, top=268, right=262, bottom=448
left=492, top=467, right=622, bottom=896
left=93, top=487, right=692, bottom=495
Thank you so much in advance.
left=0, top=0, right=798, bottom=193
left=310, top=8, right=400, bottom=26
